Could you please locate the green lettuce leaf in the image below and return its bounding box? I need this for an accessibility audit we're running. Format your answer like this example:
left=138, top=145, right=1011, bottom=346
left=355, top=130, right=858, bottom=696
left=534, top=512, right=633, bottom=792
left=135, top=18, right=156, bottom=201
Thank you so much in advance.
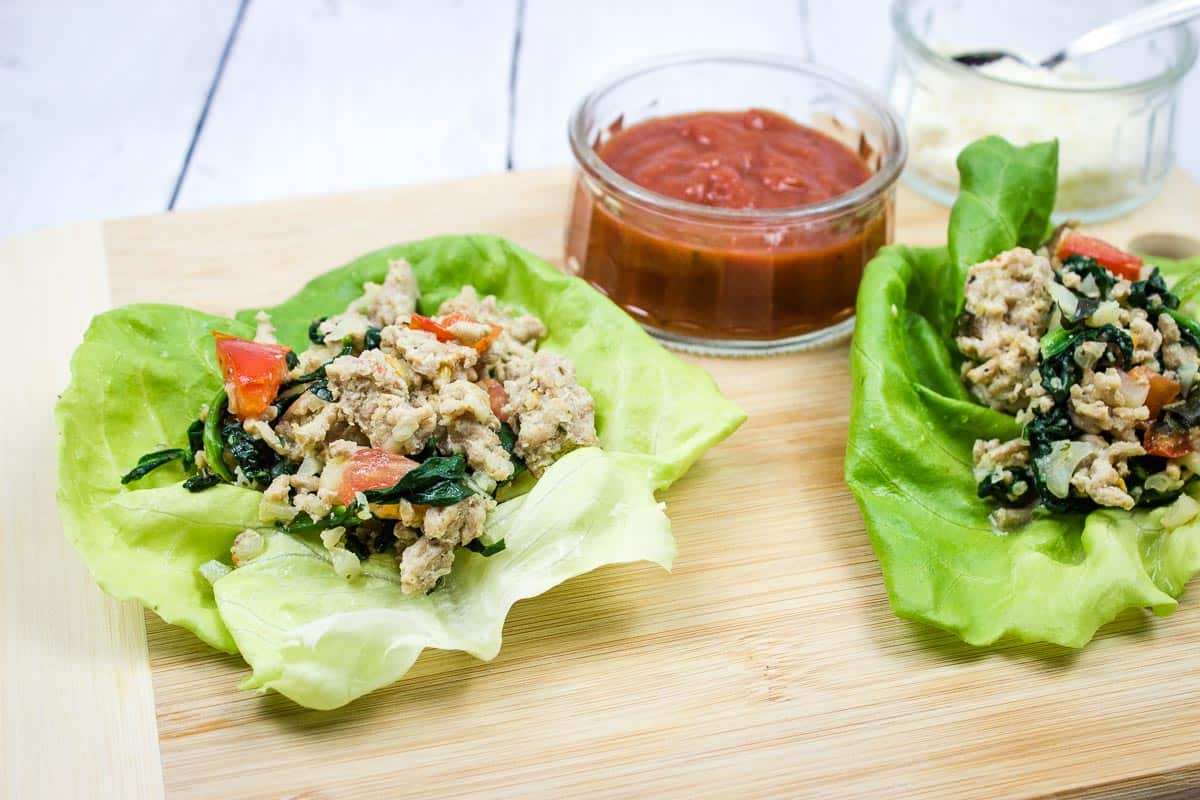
left=56, top=235, right=744, bottom=705
left=948, top=136, right=1058, bottom=273
left=216, top=448, right=673, bottom=709
left=846, top=139, right=1200, bottom=646
left=56, top=305, right=259, bottom=651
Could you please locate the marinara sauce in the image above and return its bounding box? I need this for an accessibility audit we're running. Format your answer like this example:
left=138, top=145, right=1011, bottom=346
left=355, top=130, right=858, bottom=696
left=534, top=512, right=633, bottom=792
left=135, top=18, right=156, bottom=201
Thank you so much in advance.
left=566, top=109, right=891, bottom=344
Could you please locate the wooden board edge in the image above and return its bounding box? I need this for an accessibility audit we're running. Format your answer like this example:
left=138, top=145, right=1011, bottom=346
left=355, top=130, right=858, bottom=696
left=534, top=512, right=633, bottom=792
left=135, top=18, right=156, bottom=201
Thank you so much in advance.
left=0, top=222, right=165, bottom=800
left=1047, top=760, right=1200, bottom=800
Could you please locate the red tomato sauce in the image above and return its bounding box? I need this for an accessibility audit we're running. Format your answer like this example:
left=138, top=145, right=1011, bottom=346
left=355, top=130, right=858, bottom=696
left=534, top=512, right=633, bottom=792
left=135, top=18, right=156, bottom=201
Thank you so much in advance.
left=566, top=109, right=889, bottom=342
left=598, top=109, right=871, bottom=210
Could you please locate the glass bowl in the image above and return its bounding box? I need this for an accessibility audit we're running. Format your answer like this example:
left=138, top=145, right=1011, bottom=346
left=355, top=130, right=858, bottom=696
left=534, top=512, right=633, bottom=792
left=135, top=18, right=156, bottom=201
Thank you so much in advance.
left=888, top=0, right=1197, bottom=222
left=564, top=52, right=907, bottom=356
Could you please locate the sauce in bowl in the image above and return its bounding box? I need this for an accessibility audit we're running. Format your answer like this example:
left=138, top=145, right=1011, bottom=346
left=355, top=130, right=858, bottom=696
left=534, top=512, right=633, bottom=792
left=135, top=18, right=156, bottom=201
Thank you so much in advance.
left=599, top=109, right=872, bottom=210
left=566, top=54, right=906, bottom=355
left=567, top=109, right=892, bottom=347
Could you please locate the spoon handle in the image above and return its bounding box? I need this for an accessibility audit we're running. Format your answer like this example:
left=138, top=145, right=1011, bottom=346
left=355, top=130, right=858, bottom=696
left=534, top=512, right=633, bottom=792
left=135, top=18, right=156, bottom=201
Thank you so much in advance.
left=1042, top=0, right=1200, bottom=68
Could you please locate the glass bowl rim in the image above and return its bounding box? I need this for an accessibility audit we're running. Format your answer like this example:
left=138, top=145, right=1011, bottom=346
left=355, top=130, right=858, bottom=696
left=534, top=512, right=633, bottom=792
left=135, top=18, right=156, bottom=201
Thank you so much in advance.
left=566, top=50, right=908, bottom=222
left=890, top=0, right=1198, bottom=95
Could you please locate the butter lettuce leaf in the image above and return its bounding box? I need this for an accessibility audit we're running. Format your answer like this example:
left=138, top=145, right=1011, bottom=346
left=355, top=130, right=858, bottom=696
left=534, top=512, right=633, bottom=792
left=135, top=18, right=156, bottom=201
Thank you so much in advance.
left=56, top=305, right=258, bottom=651
left=216, top=448, right=673, bottom=709
left=948, top=136, right=1059, bottom=273
left=56, top=235, right=744, bottom=705
left=845, top=139, right=1200, bottom=646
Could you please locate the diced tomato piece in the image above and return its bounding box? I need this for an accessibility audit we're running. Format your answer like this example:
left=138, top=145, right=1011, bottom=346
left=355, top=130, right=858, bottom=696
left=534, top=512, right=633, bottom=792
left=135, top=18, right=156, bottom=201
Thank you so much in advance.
left=1128, top=366, right=1181, bottom=420
left=481, top=378, right=510, bottom=422
left=436, top=312, right=503, bottom=353
left=410, top=313, right=456, bottom=342
left=213, top=332, right=292, bottom=420
left=1056, top=233, right=1144, bottom=281
left=1144, top=426, right=1192, bottom=458
left=472, top=324, right=503, bottom=353
left=337, top=448, right=419, bottom=505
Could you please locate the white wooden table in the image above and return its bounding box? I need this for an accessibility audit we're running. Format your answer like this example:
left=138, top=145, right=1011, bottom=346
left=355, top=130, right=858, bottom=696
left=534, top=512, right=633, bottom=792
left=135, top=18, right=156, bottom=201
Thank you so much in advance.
left=4, top=0, right=1200, bottom=242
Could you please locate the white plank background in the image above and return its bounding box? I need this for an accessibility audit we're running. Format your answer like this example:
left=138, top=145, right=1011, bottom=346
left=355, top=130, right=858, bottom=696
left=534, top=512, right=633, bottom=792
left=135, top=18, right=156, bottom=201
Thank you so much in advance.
left=3, top=0, right=1200, bottom=240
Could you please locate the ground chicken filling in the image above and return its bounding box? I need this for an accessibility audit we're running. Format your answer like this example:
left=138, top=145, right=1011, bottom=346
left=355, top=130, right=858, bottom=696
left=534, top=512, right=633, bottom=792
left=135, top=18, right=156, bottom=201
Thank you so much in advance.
left=956, top=228, right=1200, bottom=529
left=124, top=259, right=598, bottom=593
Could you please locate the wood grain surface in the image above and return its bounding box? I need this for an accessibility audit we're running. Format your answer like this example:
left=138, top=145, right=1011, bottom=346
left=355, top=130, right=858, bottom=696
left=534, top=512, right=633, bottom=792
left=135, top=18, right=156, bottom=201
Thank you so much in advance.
left=12, top=168, right=1200, bottom=799
left=0, top=224, right=164, bottom=800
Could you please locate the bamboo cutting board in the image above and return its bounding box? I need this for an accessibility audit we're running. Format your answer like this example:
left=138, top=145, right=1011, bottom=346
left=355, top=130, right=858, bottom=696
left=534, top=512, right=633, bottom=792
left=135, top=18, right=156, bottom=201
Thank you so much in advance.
left=6, top=168, right=1200, bottom=800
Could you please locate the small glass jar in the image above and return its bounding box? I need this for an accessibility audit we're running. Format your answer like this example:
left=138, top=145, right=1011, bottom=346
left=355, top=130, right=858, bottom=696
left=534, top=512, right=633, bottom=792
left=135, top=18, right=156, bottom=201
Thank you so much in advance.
left=888, top=0, right=1197, bottom=222
left=565, top=53, right=907, bottom=356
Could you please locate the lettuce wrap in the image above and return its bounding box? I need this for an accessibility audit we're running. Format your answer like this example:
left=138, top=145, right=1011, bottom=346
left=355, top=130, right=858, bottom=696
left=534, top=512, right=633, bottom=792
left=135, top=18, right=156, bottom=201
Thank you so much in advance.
left=56, top=234, right=745, bottom=708
left=846, top=137, right=1200, bottom=647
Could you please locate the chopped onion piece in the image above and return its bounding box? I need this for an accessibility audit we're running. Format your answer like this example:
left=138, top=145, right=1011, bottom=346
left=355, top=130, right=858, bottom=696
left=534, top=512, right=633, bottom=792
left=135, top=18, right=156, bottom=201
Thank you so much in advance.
left=1079, top=273, right=1100, bottom=298
left=1046, top=306, right=1063, bottom=334
left=1047, top=281, right=1078, bottom=319
left=1118, top=370, right=1150, bottom=408
left=1178, top=362, right=1198, bottom=396
left=320, top=526, right=346, bottom=551
left=1146, top=471, right=1185, bottom=494
left=1073, top=340, right=1106, bottom=370
left=1036, top=440, right=1098, bottom=499
left=231, top=529, right=266, bottom=567
left=330, top=546, right=362, bottom=580
left=466, top=471, right=498, bottom=496
left=1087, top=300, right=1120, bottom=327
left=258, top=496, right=299, bottom=524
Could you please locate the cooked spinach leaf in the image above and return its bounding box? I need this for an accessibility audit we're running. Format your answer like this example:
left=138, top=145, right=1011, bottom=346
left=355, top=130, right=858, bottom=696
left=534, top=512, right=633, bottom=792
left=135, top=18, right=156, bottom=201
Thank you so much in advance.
left=497, top=422, right=526, bottom=478
left=1024, top=404, right=1075, bottom=451
left=1127, top=456, right=1186, bottom=507
left=1024, top=404, right=1095, bottom=513
left=186, top=419, right=205, bottom=455
left=280, top=500, right=366, bottom=534
left=1163, top=308, right=1200, bottom=349
left=1061, top=255, right=1114, bottom=298
left=1161, top=392, right=1200, bottom=429
left=307, top=317, right=328, bottom=344
left=1060, top=294, right=1101, bottom=329
left=120, top=448, right=190, bottom=485
left=288, top=343, right=353, bottom=386
left=203, top=388, right=234, bottom=482
left=1029, top=471, right=1094, bottom=514
left=342, top=532, right=370, bottom=560
left=309, top=379, right=335, bottom=402
left=465, top=537, right=507, bottom=557
left=182, top=473, right=221, bottom=492
left=271, top=386, right=306, bottom=417
left=363, top=455, right=474, bottom=506
left=270, top=459, right=299, bottom=480
left=1129, top=267, right=1179, bottom=315
left=221, top=422, right=282, bottom=487
left=976, top=466, right=1034, bottom=507
left=1039, top=324, right=1133, bottom=401
left=285, top=350, right=299, bottom=370
left=412, top=438, right=439, bottom=462
left=363, top=326, right=382, bottom=350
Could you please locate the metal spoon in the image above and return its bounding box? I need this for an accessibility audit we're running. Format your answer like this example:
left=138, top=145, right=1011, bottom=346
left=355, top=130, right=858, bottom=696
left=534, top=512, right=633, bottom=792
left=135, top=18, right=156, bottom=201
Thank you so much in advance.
left=953, top=0, right=1200, bottom=69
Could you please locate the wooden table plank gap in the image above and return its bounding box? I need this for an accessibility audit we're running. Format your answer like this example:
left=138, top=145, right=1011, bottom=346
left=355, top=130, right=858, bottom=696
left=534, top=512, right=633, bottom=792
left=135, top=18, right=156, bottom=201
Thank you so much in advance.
left=168, top=0, right=252, bottom=210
